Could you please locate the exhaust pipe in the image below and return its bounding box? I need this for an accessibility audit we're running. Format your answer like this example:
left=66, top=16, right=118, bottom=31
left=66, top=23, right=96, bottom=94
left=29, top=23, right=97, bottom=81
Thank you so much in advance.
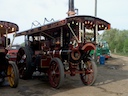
left=67, top=0, right=76, bottom=16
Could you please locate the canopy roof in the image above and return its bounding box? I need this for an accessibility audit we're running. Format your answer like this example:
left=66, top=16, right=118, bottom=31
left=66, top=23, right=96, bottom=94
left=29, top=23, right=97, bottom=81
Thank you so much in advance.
left=16, top=15, right=110, bottom=37
left=0, top=21, right=19, bottom=34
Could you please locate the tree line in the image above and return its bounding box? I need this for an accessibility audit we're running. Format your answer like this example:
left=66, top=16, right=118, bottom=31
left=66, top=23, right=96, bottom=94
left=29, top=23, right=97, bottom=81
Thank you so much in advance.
left=101, top=28, right=128, bottom=55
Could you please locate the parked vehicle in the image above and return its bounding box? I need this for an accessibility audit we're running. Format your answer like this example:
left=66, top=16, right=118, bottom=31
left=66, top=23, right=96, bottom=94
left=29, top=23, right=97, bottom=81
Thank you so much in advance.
left=97, top=41, right=111, bottom=59
left=15, top=0, right=110, bottom=88
left=90, top=41, right=111, bottom=60
left=7, top=44, right=21, bottom=62
left=0, top=21, right=19, bottom=88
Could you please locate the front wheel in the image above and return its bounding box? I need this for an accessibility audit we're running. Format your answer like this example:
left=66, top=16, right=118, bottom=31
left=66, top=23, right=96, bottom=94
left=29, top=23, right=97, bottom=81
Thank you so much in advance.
left=48, top=58, right=64, bottom=88
left=7, top=61, right=19, bottom=88
left=79, top=57, right=97, bottom=85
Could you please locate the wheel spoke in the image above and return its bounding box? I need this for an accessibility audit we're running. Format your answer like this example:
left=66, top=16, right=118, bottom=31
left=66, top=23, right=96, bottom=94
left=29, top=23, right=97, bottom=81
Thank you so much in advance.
left=52, top=62, right=58, bottom=71
left=87, top=73, right=94, bottom=84
left=52, top=74, right=59, bottom=86
left=54, top=64, right=58, bottom=71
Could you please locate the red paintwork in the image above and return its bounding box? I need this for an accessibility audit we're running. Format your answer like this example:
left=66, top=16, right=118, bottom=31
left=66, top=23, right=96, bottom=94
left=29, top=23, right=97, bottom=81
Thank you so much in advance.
left=40, top=55, right=51, bottom=68
left=8, top=49, right=18, bottom=62
left=82, top=43, right=96, bottom=51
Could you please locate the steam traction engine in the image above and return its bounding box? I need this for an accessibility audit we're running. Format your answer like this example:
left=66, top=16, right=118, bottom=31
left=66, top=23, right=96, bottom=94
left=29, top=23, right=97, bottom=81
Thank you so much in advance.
left=16, top=15, right=110, bottom=88
left=0, top=21, right=19, bottom=87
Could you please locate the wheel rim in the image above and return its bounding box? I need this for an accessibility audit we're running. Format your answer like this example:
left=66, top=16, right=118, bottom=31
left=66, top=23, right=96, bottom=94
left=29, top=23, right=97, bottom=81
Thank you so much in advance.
left=49, top=61, right=60, bottom=88
left=80, top=60, right=96, bottom=85
left=7, top=65, right=15, bottom=87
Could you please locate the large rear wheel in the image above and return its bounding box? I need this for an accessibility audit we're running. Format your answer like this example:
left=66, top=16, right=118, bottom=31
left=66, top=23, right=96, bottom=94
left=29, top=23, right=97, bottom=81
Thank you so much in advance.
left=48, top=58, right=64, bottom=88
left=79, top=57, right=97, bottom=85
left=16, top=46, right=34, bottom=79
left=7, top=61, right=19, bottom=88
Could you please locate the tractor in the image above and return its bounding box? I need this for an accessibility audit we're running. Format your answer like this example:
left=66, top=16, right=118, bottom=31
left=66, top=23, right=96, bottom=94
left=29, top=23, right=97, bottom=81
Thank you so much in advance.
left=15, top=0, right=110, bottom=88
left=0, top=21, right=19, bottom=88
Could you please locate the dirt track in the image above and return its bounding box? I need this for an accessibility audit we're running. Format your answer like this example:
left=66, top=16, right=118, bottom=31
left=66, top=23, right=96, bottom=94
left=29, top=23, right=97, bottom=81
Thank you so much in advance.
left=1, top=54, right=128, bottom=96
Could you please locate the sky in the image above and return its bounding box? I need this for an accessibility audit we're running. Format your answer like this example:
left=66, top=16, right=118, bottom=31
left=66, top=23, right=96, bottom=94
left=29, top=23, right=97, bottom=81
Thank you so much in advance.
left=0, top=0, right=128, bottom=44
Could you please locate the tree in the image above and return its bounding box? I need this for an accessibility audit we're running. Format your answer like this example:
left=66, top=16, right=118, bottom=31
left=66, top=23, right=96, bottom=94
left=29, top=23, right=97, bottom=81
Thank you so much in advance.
left=101, top=28, right=128, bottom=54
left=102, top=28, right=119, bottom=52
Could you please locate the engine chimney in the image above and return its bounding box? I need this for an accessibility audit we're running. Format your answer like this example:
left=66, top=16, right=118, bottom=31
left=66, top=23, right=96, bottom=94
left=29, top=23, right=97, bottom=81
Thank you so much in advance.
left=67, top=0, right=76, bottom=16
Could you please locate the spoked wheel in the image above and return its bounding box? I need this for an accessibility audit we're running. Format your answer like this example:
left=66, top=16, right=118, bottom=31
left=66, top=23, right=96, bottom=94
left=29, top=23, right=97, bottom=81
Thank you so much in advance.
left=79, top=57, right=97, bottom=85
left=7, top=61, right=19, bottom=88
left=16, top=46, right=33, bottom=79
left=48, top=58, right=64, bottom=88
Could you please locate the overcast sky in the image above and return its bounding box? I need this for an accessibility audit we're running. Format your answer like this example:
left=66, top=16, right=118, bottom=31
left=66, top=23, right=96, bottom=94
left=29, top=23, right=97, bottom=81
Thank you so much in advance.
left=0, top=0, right=127, bottom=44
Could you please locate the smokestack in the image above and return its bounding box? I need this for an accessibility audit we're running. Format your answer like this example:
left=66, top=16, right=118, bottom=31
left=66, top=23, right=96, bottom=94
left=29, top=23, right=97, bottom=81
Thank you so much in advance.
left=67, top=0, right=76, bottom=16
left=69, top=0, right=74, bottom=12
